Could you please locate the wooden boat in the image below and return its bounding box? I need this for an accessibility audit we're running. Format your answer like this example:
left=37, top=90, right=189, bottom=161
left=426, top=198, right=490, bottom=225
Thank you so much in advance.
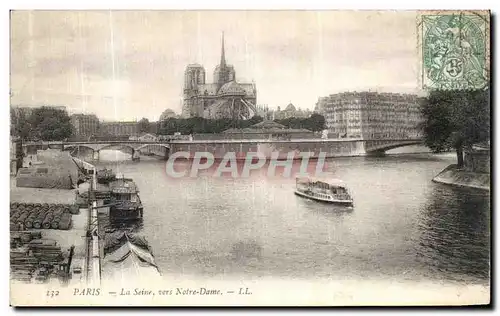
left=96, top=168, right=116, bottom=184
left=108, top=177, right=144, bottom=220
left=295, top=177, right=354, bottom=206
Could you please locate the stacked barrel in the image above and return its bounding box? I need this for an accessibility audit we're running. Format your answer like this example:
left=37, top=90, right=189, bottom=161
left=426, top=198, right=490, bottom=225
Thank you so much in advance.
left=10, top=202, right=78, bottom=231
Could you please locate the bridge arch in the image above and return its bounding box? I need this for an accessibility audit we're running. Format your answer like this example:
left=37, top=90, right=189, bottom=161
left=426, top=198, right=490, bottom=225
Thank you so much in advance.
left=97, top=143, right=137, bottom=153
left=364, top=140, right=424, bottom=155
left=64, top=144, right=97, bottom=153
left=135, top=143, right=170, bottom=159
left=135, top=143, right=170, bottom=151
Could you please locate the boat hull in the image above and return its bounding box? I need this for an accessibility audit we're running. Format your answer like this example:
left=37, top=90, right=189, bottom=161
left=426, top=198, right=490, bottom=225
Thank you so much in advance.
left=109, top=206, right=143, bottom=221
left=294, top=190, right=353, bottom=206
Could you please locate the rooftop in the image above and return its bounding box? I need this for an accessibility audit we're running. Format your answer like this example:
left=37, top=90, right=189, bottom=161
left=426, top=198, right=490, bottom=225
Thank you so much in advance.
left=296, top=177, right=348, bottom=188
left=223, top=120, right=312, bottom=134
left=109, top=178, right=139, bottom=194
left=218, top=81, right=246, bottom=96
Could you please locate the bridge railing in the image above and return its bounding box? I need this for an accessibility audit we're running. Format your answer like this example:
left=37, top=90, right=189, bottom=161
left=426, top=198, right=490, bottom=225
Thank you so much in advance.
left=23, top=138, right=423, bottom=146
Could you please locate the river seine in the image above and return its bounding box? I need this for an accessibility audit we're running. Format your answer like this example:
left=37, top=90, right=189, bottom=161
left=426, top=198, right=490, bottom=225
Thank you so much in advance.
left=95, top=149, right=490, bottom=285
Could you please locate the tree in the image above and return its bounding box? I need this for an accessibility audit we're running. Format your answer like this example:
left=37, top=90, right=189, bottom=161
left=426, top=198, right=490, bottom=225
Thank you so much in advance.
left=29, top=107, right=73, bottom=141
left=11, top=108, right=33, bottom=140
left=274, top=114, right=325, bottom=132
left=420, top=89, right=490, bottom=168
left=305, top=113, right=326, bottom=132
left=138, top=118, right=150, bottom=133
left=158, top=116, right=264, bottom=135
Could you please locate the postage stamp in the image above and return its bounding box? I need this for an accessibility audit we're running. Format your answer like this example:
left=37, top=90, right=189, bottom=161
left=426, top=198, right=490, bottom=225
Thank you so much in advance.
left=418, top=11, right=490, bottom=90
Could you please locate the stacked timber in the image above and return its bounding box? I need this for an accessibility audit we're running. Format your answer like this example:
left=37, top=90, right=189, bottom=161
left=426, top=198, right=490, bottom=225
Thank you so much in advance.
left=28, top=239, right=64, bottom=262
left=10, top=202, right=74, bottom=231
left=10, top=238, right=68, bottom=283
left=10, top=231, right=42, bottom=248
left=10, top=248, right=38, bottom=282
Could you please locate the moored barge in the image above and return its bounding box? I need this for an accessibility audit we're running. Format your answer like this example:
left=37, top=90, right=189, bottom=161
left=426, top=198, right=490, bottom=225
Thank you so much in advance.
left=108, top=178, right=144, bottom=220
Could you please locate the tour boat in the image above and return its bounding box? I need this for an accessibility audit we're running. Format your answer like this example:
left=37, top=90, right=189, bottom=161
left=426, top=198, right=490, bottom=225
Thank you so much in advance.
left=108, top=177, right=144, bottom=220
left=295, top=177, right=354, bottom=206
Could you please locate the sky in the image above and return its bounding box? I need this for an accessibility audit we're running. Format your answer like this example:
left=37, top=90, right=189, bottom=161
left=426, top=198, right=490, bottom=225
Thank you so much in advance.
left=10, top=11, right=423, bottom=121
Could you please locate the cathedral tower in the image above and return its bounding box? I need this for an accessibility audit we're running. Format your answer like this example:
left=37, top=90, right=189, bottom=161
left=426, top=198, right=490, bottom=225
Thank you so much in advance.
left=182, top=64, right=205, bottom=117
left=214, top=33, right=235, bottom=92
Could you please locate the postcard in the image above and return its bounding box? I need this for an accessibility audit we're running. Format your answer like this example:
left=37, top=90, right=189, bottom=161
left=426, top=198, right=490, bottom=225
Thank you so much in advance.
left=9, top=10, right=490, bottom=306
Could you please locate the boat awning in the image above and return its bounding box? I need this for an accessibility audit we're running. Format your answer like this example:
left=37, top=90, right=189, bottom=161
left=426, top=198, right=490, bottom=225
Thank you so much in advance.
left=296, top=177, right=348, bottom=188
left=102, top=241, right=161, bottom=282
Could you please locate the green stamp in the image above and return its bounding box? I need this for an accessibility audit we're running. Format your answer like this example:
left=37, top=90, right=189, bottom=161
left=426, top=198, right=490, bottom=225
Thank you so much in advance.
left=421, top=13, right=489, bottom=90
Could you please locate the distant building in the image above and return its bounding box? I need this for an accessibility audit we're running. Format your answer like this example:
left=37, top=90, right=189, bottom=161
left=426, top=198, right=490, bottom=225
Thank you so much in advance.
left=70, top=114, right=99, bottom=138
left=129, top=133, right=158, bottom=142
left=254, top=104, right=274, bottom=120
left=274, top=103, right=312, bottom=120
left=159, top=109, right=178, bottom=121
left=100, top=121, right=139, bottom=137
left=315, top=92, right=423, bottom=139
left=182, top=33, right=257, bottom=119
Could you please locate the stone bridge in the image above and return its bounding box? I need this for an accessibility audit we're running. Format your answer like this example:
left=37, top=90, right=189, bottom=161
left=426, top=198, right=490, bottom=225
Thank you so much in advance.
left=22, top=141, right=170, bottom=160
left=363, top=139, right=424, bottom=155
left=22, top=138, right=423, bottom=160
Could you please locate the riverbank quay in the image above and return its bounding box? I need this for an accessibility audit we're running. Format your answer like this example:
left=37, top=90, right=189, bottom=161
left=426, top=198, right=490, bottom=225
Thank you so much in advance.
left=72, top=160, right=162, bottom=285
left=432, top=164, right=490, bottom=191
left=432, top=144, right=490, bottom=191
left=10, top=177, right=89, bottom=286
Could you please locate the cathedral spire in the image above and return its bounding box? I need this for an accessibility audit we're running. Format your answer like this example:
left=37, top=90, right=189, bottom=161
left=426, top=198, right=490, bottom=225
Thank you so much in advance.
left=220, top=32, right=226, bottom=68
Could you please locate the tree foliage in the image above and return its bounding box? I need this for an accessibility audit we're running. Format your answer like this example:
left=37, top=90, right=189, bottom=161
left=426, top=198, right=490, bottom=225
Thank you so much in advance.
left=158, top=116, right=264, bottom=135
left=420, top=89, right=490, bottom=166
left=11, top=106, right=73, bottom=141
left=274, top=113, right=325, bottom=132
left=11, top=108, right=32, bottom=140
left=30, top=107, right=73, bottom=141
left=138, top=117, right=150, bottom=133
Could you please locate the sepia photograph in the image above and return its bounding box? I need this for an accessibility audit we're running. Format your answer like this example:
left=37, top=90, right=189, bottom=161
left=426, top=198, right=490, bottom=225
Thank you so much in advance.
left=8, top=9, right=490, bottom=306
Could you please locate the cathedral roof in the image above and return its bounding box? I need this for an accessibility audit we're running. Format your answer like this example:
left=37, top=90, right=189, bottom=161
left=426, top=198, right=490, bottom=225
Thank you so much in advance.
left=218, top=81, right=246, bottom=96
left=238, top=83, right=256, bottom=96
left=186, top=63, right=204, bottom=69
left=198, top=84, right=218, bottom=95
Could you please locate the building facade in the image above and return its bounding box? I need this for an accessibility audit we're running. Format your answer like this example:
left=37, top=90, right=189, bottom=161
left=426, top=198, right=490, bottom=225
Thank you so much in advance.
left=100, top=121, right=139, bottom=137
left=70, top=114, right=100, bottom=138
left=316, top=92, right=423, bottom=139
left=182, top=34, right=257, bottom=120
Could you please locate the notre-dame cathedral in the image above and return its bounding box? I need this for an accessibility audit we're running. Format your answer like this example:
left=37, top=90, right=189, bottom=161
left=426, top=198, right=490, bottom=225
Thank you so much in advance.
left=182, top=34, right=257, bottom=120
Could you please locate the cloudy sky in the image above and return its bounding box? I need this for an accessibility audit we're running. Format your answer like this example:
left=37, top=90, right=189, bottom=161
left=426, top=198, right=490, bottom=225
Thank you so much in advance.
left=11, top=11, right=421, bottom=121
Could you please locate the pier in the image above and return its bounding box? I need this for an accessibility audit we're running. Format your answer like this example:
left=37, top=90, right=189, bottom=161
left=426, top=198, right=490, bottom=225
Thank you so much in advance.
left=71, top=157, right=101, bottom=286
left=71, top=157, right=160, bottom=285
